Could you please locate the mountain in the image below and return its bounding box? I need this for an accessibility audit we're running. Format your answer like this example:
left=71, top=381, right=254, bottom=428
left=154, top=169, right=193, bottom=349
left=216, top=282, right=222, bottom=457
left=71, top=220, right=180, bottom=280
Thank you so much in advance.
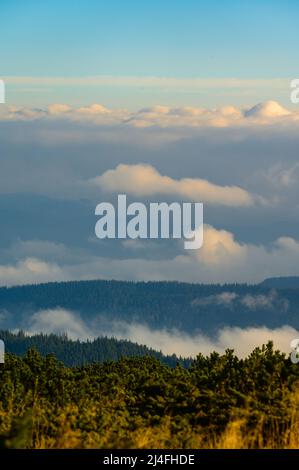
left=0, top=279, right=298, bottom=334
left=0, top=330, right=188, bottom=367
left=260, top=277, right=299, bottom=289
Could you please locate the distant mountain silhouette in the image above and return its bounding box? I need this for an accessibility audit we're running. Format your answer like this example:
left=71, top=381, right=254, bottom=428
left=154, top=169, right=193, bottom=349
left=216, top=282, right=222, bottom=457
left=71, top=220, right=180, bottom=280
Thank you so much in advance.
left=260, top=277, right=299, bottom=289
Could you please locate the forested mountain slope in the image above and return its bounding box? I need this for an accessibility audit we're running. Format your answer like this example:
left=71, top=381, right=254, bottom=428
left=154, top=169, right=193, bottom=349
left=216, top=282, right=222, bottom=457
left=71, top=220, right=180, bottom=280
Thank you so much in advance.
left=0, top=279, right=298, bottom=333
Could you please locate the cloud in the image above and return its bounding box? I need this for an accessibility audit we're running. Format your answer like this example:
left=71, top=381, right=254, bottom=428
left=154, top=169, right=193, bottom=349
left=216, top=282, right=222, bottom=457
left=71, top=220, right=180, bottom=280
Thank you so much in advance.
left=80, top=227, right=299, bottom=284
left=106, top=322, right=298, bottom=358
left=19, top=307, right=299, bottom=358
left=197, top=225, right=246, bottom=265
left=0, top=100, right=298, bottom=128
left=27, top=308, right=92, bottom=340
left=211, top=325, right=297, bottom=358
left=76, top=104, right=111, bottom=115
left=65, top=228, right=299, bottom=284
left=92, top=164, right=253, bottom=207
left=3, top=225, right=299, bottom=285
left=192, top=292, right=238, bottom=307
left=240, top=290, right=288, bottom=311
left=2, top=219, right=299, bottom=286
left=47, top=103, right=71, bottom=115
left=265, top=162, right=299, bottom=188
left=192, top=289, right=288, bottom=312
left=244, top=100, right=290, bottom=118
left=126, top=101, right=298, bottom=128
left=0, top=99, right=299, bottom=285
left=0, top=258, right=67, bottom=286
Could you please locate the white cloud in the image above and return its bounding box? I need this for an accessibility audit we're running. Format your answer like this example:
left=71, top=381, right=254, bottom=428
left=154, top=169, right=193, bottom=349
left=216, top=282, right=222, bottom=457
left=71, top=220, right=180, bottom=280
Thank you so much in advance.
left=47, top=103, right=71, bottom=115
left=213, top=325, right=297, bottom=358
left=92, top=164, right=253, bottom=207
left=197, top=225, right=246, bottom=265
left=244, top=100, right=290, bottom=118
left=0, top=100, right=298, bottom=128
left=27, top=308, right=92, bottom=340
left=117, top=323, right=297, bottom=358
left=192, top=289, right=288, bottom=311
left=125, top=101, right=297, bottom=128
left=76, top=104, right=111, bottom=115
left=0, top=258, right=67, bottom=286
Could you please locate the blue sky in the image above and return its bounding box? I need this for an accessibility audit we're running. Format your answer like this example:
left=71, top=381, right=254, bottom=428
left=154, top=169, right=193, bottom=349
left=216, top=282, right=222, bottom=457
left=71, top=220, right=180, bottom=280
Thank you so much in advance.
left=0, top=1, right=298, bottom=106
left=1, top=0, right=298, bottom=77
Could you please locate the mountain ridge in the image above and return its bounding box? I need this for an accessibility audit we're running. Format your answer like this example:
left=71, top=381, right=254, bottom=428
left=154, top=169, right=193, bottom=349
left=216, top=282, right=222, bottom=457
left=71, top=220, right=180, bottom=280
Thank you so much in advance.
left=0, top=279, right=298, bottom=335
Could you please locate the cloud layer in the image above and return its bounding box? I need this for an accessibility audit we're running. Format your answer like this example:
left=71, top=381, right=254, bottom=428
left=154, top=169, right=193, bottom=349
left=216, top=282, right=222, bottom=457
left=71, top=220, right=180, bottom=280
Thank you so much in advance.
left=2, top=225, right=299, bottom=285
left=0, top=100, right=299, bottom=285
left=0, top=100, right=298, bottom=129
left=21, top=307, right=298, bottom=358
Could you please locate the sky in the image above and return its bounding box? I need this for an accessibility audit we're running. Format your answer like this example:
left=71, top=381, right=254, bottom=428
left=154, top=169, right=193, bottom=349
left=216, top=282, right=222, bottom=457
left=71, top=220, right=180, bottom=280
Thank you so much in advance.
left=0, top=1, right=299, bottom=289
left=1, top=0, right=298, bottom=108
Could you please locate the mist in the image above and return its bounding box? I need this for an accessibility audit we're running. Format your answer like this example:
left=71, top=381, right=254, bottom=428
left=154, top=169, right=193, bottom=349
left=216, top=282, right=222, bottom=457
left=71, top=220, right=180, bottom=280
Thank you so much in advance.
left=18, top=308, right=298, bottom=358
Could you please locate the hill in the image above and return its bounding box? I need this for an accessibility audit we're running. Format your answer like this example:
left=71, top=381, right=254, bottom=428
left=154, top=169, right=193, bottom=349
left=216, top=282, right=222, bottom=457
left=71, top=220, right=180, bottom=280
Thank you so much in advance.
left=0, top=279, right=299, bottom=334
left=0, top=330, right=188, bottom=367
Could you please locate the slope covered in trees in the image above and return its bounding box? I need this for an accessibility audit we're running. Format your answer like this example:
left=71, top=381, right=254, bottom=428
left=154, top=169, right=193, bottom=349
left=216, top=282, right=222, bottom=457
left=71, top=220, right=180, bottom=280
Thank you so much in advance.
left=0, top=280, right=299, bottom=334
left=0, top=330, right=188, bottom=367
